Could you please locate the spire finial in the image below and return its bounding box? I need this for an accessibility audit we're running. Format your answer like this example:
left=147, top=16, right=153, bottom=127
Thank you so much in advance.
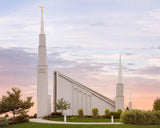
left=118, top=53, right=122, bottom=83
left=40, top=6, right=44, bottom=34
left=40, top=6, right=43, bottom=13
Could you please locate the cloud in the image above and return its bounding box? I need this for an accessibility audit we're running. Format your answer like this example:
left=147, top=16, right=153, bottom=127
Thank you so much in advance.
left=128, top=63, right=135, bottom=66
left=90, top=22, right=105, bottom=26
left=0, top=47, right=118, bottom=87
left=147, top=58, right=160, bottom=66
left=125, top=53, right=134, bottom=56
left=136, top=9, right=160, bottom=35
left=136, top=66, right=160, bottom=75
left=0, top=46, right=160, bottom=111
left=0, top=47, right=37, bottom=87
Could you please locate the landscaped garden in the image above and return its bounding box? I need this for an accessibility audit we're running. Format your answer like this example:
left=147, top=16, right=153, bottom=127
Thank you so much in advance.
left=4, top=122, right=160, bottom=128
left=1, top=88, right=160, bottom=128
left=49, top=116, right=120, bottom=122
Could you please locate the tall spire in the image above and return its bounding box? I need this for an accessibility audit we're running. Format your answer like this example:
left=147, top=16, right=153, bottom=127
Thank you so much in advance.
left=129, top=90, right=132, bottom=102
left=115, top=53, right=124, bottom=111
left=37, top=5, right=50, bottom=118
left=40, top=6, right=44, bottom=34
left=129, top=90, right=132, bottom=110
left=118, top=53, right=122, bottom=83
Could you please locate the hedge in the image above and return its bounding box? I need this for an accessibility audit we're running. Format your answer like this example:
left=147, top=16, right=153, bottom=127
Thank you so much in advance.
left=50, top=112, right=62, bottom=118
left=14, top=114, right=29, bottom=124
left=121, top=109, right=160, bottom=125
left=0, top=117, right=9, bottom=127
left=111, top=111, right=120, bottom=118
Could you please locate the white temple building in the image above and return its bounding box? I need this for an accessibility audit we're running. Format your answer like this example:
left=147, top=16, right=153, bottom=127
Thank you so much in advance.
left=37, top=7, right=124, bottom=117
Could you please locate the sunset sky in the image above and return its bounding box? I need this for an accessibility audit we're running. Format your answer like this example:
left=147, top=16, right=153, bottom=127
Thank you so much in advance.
left=0, top=0, right=160, bottom=115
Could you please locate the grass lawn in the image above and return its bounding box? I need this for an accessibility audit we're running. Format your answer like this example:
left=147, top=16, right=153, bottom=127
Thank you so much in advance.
left=49, top=117, right=120, bottom=122
left=4, top=122, right=160, bottom=128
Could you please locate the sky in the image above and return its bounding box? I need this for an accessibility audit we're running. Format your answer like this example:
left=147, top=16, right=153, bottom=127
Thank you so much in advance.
left=0, top=0, right=160, bottom=115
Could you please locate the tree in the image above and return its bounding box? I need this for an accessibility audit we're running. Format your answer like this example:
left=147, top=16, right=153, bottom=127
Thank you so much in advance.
left=153, top=98, right=160, bottom=110
left=126, top=106, right=129, bottom=111
left=0, top=88, right=34, bottom=122
left=56, top=98, right=71, bottom=114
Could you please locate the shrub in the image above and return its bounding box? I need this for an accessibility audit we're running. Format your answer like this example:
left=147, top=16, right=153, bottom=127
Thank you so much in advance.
left=117, top=109, right=123, bottom=115
left=78, top=108, right=84, bottom=118
left=50, top=112, right=62, bottom=118
left=0, top=118, right=8, bottom=127
left=14, top=114, right=29, bottom=124
left=104, top=109, right=110, bottom=118
left=92, top=108, right=99, bottom=118
left=43, top=116, right=50, bottom=120
left=84, top=115, right=93, bottom=118
left=121, top=109, right=143, bottom=124
left=111, top=111, right=120, bottom=118
left=33, top=113, right=37, bottom=118
left=153, top=98, right=160, bottom=110
left=4, top=114, right=9, bottom=118
left=121, top=109, right=160, bottom=125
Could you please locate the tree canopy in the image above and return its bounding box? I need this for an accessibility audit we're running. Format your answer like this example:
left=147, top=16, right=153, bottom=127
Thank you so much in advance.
left=153, top=98, right=160, bottom=111
left=56, top=98, right=71, bottom=114
left=0, top=88, right=34, bottom=119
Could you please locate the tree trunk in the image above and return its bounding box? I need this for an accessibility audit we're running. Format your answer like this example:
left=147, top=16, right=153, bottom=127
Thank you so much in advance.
left=13, top=111, right=15, bottom=124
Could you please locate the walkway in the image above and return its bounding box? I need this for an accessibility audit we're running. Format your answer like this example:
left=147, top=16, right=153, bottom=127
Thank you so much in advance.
left=30, top=118, right=122, bottom=125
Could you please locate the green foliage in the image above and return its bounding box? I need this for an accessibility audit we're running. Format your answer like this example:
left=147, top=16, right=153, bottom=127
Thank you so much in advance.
left=4, top=114, right=9, bottom=118
left=117, top=109, right=123, bottom=115
left=0, top=117, right=9, bottom=127
left=33, top=113, right=37, bottom=118
left=50, top=112, right=62, bottom=118
left=56, top=98, right=71, bottom=114
left=125, top=107, right=129, bottom=111
left=14, top=114, right=29, bottom=124
left=104, top=109, right=110, bottom=118
left=3, top=122, right=160, bottom=128
left=78, top=108, right=84, bottom=118
left=43, top=115, right=50, bottom=120
left=49, top=116, right=120, bottom=122
left=121, top=109, right=160, bottom=125
left=153, top=98, right=160, bottom=111
left=0, top=88, right=34, bottom=123
left=92, top=108, right=99, bottom=118
left=111, top=111, right=120, bottom=118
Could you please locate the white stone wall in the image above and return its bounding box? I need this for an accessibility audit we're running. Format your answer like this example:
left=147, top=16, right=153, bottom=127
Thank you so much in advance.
left=115, top=83, right=124, bottom=111
left=54, top=72, right=115, bottom=116
left=37, top=34, right=50, bottom=118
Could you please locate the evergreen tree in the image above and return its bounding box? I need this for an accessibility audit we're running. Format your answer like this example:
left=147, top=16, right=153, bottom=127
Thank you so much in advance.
left=0, top=88, right=34, bottom=122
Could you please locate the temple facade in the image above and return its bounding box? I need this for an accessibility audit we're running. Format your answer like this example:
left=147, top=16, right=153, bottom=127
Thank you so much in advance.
left=37, top=7, right=124, bottom=117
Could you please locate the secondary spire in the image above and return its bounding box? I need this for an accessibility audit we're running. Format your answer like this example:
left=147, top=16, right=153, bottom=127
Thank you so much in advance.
left=118, top=53, right=122, bottom=83
left=40, top=6, right=44, bottom=34
left=129, top=90, right=132, bottom=110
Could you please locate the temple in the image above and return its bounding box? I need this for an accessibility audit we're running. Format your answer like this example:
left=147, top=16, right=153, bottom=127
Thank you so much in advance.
left=37, top=7, right=124, bottom=117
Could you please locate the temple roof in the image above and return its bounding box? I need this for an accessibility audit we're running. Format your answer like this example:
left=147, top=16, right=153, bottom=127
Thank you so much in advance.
left=55, top=71, right=115, bottom=107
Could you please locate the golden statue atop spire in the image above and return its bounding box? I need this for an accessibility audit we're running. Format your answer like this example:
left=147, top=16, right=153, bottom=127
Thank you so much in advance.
left=40, top=5, right=44, bottom=34
left=40, top=6, right=43, bottom=13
